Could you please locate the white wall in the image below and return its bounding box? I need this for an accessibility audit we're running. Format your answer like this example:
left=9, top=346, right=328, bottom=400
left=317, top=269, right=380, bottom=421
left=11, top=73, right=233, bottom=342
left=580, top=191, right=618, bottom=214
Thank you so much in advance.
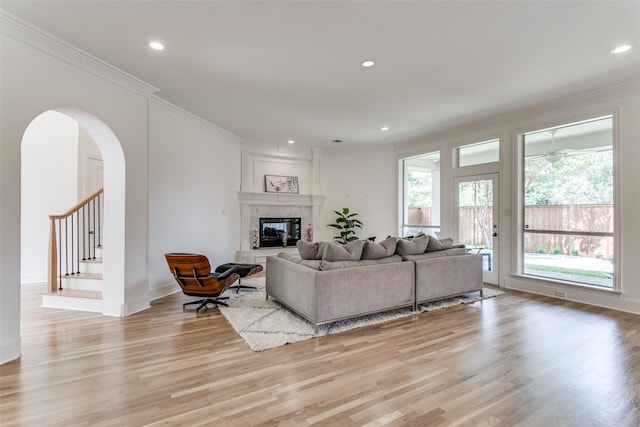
left=147, top=99, right=242, bottom=299
left=2, top=14, right=151, bottom=363
left=395, top=82, right=640, bottom=314
left=77, top=125, right=102, bottom=200
left=21, top=111, right=79, bottom=283
left=1, top=15, right=246, bottom=364
left=319, top=145, right=397, bottom=243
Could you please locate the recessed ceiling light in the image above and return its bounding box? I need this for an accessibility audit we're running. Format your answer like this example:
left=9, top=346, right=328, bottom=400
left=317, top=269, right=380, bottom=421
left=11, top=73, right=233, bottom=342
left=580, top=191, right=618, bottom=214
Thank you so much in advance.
left=287, top=140, right=295, bottom=144
left=610, top=44, right=632, bottom=54
left=149, top=41, right=164, bottom=51
left=381, top=126, right=389, bottom=131
left=361, top=60, right=375, bottom=68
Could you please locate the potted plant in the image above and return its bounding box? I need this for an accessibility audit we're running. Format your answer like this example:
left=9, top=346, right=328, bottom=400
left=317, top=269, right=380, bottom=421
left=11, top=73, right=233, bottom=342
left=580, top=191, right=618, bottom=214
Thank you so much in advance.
left=327, top=208, right=363, bottom=244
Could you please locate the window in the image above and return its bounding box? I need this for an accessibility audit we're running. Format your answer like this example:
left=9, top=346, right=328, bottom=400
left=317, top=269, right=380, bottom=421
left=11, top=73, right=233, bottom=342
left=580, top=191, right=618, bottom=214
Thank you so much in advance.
left=402, top=152, right=440, bottom=237
left=456, top=138, right=500, bottom=167
left=522, top=116, right=614, bottom=288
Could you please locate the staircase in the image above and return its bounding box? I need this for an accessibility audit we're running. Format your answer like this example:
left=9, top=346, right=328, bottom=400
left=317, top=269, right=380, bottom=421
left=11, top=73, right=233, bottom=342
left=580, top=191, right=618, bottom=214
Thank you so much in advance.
left=43, top=189, right=104, bottom=313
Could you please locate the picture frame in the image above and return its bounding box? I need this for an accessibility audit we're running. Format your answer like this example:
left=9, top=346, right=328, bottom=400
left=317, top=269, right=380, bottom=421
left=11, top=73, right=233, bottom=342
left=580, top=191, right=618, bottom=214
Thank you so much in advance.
left=265, top=175, right=299, bottom=194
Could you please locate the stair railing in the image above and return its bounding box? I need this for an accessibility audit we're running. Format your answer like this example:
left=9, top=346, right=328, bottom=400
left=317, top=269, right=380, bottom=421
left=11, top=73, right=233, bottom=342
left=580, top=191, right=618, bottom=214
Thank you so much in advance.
left=48, top=188, right=104, bottom=293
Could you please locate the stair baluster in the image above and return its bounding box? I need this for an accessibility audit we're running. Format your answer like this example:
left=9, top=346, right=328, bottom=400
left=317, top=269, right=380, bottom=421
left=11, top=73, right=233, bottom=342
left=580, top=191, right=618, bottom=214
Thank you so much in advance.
left=48, top=188, right=104, bottom=293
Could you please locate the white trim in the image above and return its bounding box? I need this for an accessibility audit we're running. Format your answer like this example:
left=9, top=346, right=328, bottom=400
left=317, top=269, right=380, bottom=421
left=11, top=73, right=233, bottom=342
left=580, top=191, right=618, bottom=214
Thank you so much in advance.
left=102, top=301, right=125, bottom=317
left=238, top=192, right=324, bottom=207
left=41, top=294, right=103, bottom=313
left=149, top=282, right=181, bottom=302
left=20, top=274, right=47, bottom=284
left=148, top=96, right=242, bottom=144
left=1, top=11, right=158, bottom=97
left=505, top=276, right=640, bottom=315
left=394, top=79, right=640, bottom=154
left=125, top=298, right=151, bottom=316
left=0, top=339, right=21, bottom=365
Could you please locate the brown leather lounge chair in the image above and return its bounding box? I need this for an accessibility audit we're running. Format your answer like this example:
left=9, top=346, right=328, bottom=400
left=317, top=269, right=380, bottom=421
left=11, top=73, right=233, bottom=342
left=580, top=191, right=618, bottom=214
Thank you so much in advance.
left=165, top=253, right=240, bottom=313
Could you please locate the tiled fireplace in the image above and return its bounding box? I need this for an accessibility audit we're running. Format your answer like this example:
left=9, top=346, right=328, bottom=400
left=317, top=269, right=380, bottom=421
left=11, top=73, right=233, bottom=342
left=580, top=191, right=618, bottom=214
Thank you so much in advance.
left=235, top=192, right=324, bottom=265
left=236, top=148, right=324, bottom=265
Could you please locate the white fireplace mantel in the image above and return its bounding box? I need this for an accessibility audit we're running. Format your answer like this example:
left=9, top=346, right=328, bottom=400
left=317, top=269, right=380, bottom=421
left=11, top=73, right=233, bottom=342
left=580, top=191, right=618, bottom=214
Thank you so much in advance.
left=236, top=148, right=324, bottom=264
left=236, top=191, right=325, bottom=260
left=237, top=191, right=324, bottom=207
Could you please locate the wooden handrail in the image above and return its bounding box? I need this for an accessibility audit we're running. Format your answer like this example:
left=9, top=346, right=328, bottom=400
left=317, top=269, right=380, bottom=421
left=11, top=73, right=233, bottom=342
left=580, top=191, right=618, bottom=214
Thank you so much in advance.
left=48, top=188, right=104, bottom=292
left=49, top=188, right=104, bottom=220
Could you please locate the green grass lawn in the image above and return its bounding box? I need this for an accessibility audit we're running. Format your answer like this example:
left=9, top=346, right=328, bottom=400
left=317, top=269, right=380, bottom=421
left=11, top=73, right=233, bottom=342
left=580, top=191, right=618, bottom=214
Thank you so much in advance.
left=524, top=263, right=611, bottom=279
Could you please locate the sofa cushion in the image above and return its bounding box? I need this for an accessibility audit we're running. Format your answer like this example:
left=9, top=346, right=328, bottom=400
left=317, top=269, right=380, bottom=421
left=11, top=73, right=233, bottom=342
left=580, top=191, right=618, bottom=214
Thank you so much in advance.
left=297, top=240, right=330, bottom=260
left=395, top=234, right=429, bottom=255
left=277, top=251, right=323, bottom=270
left=401, top=247, right=467, bottom=261
left=426, top=237, right=454, bottom=252
left=319, top=255, right=403, bottom=271
left=362, top=237, right=398, bottom=260
left=322, top=240, right=364, bottom=261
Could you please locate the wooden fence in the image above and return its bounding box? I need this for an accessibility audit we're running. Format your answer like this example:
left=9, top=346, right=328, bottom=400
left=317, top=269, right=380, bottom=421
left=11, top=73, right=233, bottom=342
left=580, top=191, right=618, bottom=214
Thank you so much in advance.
left=408, top=204, right=614, bottom=258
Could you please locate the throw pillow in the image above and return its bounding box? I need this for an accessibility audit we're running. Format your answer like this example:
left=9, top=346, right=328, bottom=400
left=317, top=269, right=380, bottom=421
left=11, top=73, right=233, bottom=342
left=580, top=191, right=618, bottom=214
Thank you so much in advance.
left=297, top=241, right=330, bottom=260
left=297, top=240, right=319, bottom=259
left=361, top=237, right=398, bottom=260
left=426, top=237, right=454, bottom=252
left=322, top=240, right=364, bottom=261
left=395, top=234, right=429, bottom=255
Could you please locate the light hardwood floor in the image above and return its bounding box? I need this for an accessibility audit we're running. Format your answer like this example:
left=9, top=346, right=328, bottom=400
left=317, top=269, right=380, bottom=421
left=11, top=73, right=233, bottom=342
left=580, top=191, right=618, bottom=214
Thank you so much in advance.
left=2, top=281, right=639, bottom=426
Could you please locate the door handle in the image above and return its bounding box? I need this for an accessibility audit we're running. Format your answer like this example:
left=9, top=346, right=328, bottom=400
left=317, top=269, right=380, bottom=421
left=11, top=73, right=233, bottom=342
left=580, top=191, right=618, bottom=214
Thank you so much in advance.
left=492, top=232, right=498, bottom=237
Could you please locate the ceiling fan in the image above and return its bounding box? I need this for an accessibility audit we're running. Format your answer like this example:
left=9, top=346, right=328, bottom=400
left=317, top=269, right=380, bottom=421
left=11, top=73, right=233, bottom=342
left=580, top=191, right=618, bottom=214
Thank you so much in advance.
left=542, top=130, right=572, bottom=163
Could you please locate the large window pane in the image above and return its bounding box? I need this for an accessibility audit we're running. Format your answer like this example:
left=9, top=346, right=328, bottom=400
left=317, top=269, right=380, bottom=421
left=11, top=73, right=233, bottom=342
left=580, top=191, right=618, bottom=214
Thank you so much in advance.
left=522, top=116, right=614, bottom=288
left=402, top=152, right=440, bottom=237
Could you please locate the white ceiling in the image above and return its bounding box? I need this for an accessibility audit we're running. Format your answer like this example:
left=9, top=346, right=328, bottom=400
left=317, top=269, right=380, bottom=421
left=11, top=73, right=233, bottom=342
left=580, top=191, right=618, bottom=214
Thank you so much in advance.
left=2, top=0, right=639, bottom=148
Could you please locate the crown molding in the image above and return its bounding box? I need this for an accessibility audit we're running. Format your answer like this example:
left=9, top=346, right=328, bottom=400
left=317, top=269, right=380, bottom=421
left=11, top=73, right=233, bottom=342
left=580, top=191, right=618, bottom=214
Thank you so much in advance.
left=395, top=78, right=640, bottom=150
left=148, top=96, right=242, bottom=144
left=0, top=10, right=158, bottom=97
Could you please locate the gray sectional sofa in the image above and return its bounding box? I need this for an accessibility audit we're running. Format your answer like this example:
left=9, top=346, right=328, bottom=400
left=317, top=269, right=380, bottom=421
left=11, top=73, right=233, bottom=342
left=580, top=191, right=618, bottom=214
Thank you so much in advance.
left=265, top=235, right=483, bottom=331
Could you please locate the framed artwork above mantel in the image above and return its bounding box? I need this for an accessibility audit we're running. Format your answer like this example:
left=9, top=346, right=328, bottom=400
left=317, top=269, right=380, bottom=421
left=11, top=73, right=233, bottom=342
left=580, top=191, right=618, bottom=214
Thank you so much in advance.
left=265, top=175, right=299, bottom=194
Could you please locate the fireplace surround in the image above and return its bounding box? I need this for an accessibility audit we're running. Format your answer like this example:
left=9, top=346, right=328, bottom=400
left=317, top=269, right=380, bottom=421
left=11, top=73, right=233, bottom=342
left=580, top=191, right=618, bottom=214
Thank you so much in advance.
left=236, top=149, right=324, bottom=265
left=236, top=191, right=324, bottom=265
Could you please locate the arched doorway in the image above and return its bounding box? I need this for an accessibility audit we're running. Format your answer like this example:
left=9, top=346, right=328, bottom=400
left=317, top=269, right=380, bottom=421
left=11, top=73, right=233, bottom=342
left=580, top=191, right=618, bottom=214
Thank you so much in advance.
left=21, top=108, right=126, bottom=316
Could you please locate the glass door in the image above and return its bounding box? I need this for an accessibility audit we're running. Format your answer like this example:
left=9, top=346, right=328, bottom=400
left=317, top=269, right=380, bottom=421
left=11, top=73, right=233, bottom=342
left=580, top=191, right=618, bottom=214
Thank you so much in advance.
left=454, top=174, right=499, bottom=284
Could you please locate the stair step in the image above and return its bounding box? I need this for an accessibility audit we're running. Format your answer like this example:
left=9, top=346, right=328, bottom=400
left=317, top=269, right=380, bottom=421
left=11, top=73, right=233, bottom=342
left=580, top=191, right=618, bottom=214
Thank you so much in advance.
left=45, top=289, right=102, bottom=299
left=42, top=290, right=103, bottom=313
left=61, top=273, right=103, bottom=291
left=80, top=258, right=103, bottom=274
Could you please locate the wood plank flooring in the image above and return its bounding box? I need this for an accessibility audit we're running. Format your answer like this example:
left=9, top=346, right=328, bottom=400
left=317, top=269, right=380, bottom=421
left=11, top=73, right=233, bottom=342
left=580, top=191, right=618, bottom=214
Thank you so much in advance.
left=1, top=281, right=639, bottom=426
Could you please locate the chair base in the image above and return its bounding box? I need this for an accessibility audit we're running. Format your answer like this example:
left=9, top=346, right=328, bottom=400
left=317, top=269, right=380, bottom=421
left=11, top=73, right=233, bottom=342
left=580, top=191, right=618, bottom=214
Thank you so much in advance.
left=183, top=297, right=229, bottom=313
left=230, top=278, right=257, bottom=293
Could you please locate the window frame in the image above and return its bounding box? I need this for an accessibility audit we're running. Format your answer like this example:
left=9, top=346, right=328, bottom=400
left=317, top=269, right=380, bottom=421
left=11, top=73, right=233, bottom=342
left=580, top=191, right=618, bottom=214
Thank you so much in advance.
left=400, top=151, right=441, bottom=238
left=516, top=113, right=620, bottom=292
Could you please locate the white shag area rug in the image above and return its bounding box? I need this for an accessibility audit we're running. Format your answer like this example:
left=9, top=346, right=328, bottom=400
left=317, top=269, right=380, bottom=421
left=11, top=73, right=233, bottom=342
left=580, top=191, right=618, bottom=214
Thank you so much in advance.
left=218, top=277, right=504, bottom=352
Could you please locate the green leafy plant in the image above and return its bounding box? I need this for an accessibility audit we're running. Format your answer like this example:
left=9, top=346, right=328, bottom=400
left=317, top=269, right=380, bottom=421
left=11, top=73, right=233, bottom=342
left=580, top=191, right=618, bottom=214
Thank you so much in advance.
left=552, top=247, right=562, bottom=255
left=536, top=246, right=545, bottom=254
left=571, top=248, right=580, bottom=256
left=327, top=208, right=363, bottom=244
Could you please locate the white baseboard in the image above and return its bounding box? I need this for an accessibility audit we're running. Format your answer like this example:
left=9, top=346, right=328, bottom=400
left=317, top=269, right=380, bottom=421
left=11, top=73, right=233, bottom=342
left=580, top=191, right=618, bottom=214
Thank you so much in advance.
left=149, top=281, right=180, bottom=302
left=41, top=294, right=103, bottom=313
left=1, top=338, right=21, bottom=365
left=125, top=297, right=151, bottom=316
left=505, top=276, right=640, bottom=315
left=21, top=273, right=46, bottom=284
